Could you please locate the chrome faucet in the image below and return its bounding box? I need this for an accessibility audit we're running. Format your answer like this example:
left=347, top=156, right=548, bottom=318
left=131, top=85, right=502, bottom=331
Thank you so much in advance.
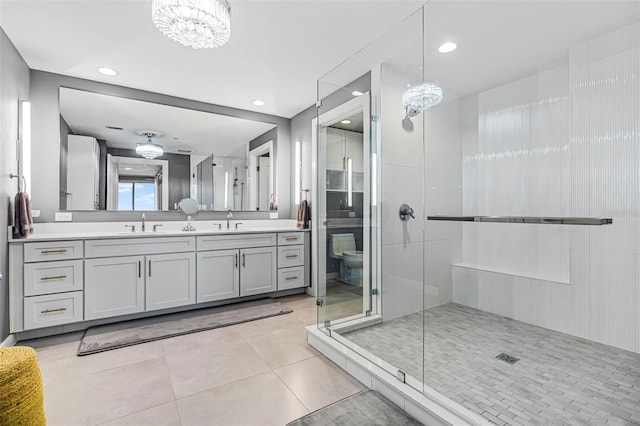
left=141, top=212, right=146, bottom=232
left=226, top=209, right=232, bottom=229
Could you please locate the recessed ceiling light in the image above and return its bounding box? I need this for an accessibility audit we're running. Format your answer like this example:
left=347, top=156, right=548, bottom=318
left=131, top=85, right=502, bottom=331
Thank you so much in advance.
left=98, top=67, right=118, bottom=76
left=252, top=99, right=265, bottom=106
left=124, top=167, right=133, bottom=171
left=341, top=120, right=351, bottom=124
left=438, top=42, right=457, bottom=53
left=351, top=90, right=364, bottom=96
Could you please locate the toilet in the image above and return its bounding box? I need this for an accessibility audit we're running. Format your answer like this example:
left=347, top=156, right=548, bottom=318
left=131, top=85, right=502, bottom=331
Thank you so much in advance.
left=329, top=233, right=364, bottom=286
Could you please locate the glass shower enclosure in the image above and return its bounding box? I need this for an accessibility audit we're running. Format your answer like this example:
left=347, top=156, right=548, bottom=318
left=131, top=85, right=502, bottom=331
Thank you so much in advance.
left=312, top=2, right=640, bottom=425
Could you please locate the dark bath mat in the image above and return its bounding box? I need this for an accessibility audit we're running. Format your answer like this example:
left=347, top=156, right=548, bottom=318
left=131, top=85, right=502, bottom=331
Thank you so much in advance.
left=78, top=298, right=292, bottom=355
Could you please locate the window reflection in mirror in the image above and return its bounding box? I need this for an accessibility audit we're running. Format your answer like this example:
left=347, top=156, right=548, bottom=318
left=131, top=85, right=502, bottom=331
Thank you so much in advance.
left=59, top=87, right=277, bottom=211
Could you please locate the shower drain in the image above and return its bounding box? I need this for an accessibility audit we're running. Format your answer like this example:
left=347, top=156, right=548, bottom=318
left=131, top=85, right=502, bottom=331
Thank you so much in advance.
left=495, top=352, right=520, bottom=364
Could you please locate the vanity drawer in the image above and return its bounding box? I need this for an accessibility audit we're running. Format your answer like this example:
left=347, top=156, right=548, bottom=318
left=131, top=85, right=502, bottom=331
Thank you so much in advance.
left=24, top=241, right=83, bottom=263
left=24, top=260, right=83, bottom=296
left=278, top=245, right=304, bottom=268
left=24, top=291, right=83, bottom=330
left=277, top=266, right=305, bottom=290
left=85, top=237, right=195, bottom=258
left=277, top=232, right=305, bottom=246
left=197, top=233, right=276, bottom=251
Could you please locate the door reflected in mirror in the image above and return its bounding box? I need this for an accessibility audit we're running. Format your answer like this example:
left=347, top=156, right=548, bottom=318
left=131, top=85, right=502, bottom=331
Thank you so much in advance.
left=59, top=87, right=277, bottom=212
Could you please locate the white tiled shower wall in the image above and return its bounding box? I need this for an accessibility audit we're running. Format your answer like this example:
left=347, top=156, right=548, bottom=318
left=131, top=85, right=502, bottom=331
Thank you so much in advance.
left=379, top=59, right=462, bottom=322
left=453, top=22, right=640, bottom=354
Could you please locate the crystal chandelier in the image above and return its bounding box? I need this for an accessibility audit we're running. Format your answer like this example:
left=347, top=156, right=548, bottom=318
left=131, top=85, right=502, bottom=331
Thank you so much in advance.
left=136, top=133, right=164, bottom=159
left=402, top=82, right=443, bottom=117
left=152, top=0, right=231, bottom=49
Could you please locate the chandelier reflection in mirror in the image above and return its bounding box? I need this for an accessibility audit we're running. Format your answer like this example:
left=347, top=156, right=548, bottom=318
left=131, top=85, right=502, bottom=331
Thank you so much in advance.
left=136, top=131, right=164, bottom=159
left=152, top=0, right=231, bottom=49
left=402, top=82, right=443, bottom=117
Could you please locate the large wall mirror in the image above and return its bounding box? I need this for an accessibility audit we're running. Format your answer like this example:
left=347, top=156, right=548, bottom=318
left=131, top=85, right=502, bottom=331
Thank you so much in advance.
left=59, top=87, right=278, bottom=212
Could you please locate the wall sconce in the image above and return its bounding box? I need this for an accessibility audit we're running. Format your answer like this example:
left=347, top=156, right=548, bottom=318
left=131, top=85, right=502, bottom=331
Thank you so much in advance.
left=19, top=100, right=31, bottom=195
left=295, top=140, right=301, bottom=205
left=224, top=171, right=229, bottom=209
left=347, top=157, right=353, bottom=208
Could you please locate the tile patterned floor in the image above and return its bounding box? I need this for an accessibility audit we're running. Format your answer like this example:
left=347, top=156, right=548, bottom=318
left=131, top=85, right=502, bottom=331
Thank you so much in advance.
left=344, top=303, right=640, bottom=426
left=20, top=294, right=366, bottom=426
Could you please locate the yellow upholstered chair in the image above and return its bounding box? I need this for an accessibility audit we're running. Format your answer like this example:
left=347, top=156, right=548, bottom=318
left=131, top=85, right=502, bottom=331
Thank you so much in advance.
left=0, top=346, right=46, bottom=426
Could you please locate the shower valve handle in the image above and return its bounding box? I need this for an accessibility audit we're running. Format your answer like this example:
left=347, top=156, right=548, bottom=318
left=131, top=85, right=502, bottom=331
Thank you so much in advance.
left=399, top=204, right=415, bottom=222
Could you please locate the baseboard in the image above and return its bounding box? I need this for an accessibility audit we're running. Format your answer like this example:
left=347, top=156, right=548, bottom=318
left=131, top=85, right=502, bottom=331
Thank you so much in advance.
left=1, top=334, right=17, bottom=347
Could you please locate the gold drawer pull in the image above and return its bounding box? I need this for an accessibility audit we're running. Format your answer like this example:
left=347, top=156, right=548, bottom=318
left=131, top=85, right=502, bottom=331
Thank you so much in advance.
left=286, top=254, right=298, bottom=259
left=235, top=253, right=238, bottom=268
left=40, top=275, right=67, bottom=281
left=286, top=276, right=299, bottom=281
left=40, top=249, right=67, bottom=254
left=285, top=237, right=299, bottom=241
left=41, top=307, right=67, bottom=314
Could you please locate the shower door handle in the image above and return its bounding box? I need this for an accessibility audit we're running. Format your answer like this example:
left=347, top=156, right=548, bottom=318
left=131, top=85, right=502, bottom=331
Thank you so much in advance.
left=399, top=204, right=415, bottom=221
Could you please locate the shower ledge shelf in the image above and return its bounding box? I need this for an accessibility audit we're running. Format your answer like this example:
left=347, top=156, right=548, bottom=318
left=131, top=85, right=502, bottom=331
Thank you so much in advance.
left=453, top=263, right=570, bottom=285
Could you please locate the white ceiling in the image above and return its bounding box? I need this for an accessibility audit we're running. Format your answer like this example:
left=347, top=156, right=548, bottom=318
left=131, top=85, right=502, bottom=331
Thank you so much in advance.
left=60, top=87, right=276, bottom=156
left=1, top=1, right=638, bottom=119
left=0, top=0, right=424, bottom=118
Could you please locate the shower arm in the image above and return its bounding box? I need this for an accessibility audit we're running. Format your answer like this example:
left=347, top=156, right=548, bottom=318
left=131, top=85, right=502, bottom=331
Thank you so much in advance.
left=427, top=216, right=612, bottom=226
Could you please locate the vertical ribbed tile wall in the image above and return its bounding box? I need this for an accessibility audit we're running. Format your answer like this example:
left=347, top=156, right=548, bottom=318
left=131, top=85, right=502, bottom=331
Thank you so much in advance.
left=455, top=21, right=640, bottom=354
left=569, top=21, right=640, bottom=353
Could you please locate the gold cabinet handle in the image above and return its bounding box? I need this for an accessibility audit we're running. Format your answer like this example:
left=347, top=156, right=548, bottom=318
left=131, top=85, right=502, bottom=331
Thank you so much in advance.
left=235, top=253, right=238, bottom=268
left=285, top=276, right=299, bottom=281
left=138, top=261, right=141, bottom=278
left=148, top=260, right=151, bottom=277
left=286, top=254, right=298, bottom=259
left=41, top=307, right=67, bottom=314
left=40, top=275, right=67, bottom=281
left=242, top=253, right=246, bottom=267
left=41, top=249, right=67, bottom=254
left=285, top=237, right=299, bottom=241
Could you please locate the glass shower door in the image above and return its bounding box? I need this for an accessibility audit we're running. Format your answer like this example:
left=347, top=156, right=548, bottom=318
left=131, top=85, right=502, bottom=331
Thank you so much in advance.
left=315, top=84, right=374, bottom=329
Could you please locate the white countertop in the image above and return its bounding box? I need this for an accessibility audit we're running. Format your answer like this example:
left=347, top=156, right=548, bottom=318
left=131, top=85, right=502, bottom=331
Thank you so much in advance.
left=9, top=220, right=309, bottom=242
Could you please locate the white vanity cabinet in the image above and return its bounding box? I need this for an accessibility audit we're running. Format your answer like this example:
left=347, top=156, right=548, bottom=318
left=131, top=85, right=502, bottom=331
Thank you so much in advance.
left=196, top=233, right=277, bottom=301
left=10, top=228, right=308, bottom=336
left=276, top=232, right=307, bottom=290
left=84, top=237, right=196, bottom=320
left=239, top=247, right=277, bottom=296
left=197, top=249, right=239, bottom=302
left=21, top=241, right=84, bottom=330
left=84, top=256, right=144, bottom=320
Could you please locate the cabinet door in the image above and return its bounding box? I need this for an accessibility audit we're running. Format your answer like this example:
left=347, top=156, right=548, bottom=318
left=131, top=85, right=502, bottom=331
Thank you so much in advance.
left=85, top=256, right=144, bottom=320
left=197, top=249, right=239, bottom=303
left=146, top=252, right=196, bottom=311
left=240, top=247, right=276, bottom=296
left=325, top=127, right=345, bottom=170
left=345, top=130, right=363, bottom=173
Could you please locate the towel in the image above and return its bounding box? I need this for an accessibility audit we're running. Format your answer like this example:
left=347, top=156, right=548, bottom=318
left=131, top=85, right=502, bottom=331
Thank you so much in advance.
left=297, top=199, right=309, bottom=229
left=13, top=192, right=33, bottom=239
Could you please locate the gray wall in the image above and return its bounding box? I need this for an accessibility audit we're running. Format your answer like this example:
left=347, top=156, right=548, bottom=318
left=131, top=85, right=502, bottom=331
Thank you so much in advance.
left=107, top=147, right=191, bottom=209
left=29, top=70, right=294, bottom=221
left=1, top=28, right=30, bottom=342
